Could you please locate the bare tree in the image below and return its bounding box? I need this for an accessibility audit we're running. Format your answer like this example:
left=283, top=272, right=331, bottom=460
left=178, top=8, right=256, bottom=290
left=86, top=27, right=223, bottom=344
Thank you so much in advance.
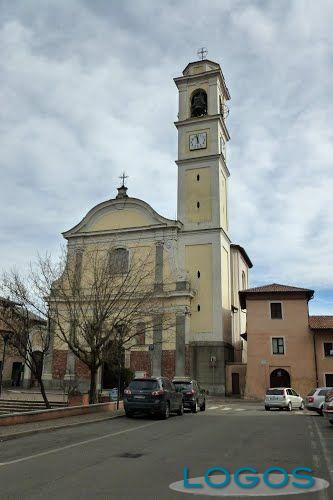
left=0, top=296, right=51, bottom=408
left=1, top=242, right=174, bottom=405
left=35, top=245, right=173, bottom=404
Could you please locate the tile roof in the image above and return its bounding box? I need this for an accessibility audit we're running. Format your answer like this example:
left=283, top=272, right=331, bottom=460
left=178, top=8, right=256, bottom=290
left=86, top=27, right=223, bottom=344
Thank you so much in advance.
left=309, top=316, right=333, bottom=330
left=242, top=283, right=314, bottom=294
left=239, top=283, right=314, bottom=309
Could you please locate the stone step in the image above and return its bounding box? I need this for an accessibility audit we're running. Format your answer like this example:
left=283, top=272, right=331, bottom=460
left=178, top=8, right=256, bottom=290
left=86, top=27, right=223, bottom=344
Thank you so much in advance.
left=0, top=399, right=68, bottom=413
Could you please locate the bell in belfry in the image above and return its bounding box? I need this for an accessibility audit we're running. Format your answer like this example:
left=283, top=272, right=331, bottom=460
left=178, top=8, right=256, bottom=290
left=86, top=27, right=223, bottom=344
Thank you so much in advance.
left=191, top=89, right=208, bottom=117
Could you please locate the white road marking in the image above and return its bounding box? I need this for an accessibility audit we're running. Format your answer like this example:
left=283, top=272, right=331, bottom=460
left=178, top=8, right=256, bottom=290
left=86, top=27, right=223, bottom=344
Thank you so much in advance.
left=0, top=421, right=159, bottom=468
left=221, top=407, right=232, bottom=411
left=235, top=408, right=246, bottom=412
left=207, top=406, right=219, bottom=410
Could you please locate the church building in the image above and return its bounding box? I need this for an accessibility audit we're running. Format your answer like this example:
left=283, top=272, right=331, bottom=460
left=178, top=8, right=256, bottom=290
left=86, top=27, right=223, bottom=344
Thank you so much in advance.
left=49, top=56, right=252, bottom=395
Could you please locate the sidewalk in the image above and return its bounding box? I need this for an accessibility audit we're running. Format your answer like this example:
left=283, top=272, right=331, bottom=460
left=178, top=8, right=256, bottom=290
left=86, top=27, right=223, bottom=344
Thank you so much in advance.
left=0, top=408, right=124, bottom=442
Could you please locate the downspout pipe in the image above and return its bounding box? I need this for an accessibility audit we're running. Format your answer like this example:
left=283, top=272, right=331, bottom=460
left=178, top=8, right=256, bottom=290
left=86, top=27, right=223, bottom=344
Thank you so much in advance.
left=313, top=331, right=319, bottom=388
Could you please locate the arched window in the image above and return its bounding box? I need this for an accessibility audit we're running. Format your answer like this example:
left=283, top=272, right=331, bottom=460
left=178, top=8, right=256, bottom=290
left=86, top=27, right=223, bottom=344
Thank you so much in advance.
left=109, top=248, right=129, bottom=274
left=191, top=89, right=207, bottom=117
left=242, top=271, right=247, bottom=290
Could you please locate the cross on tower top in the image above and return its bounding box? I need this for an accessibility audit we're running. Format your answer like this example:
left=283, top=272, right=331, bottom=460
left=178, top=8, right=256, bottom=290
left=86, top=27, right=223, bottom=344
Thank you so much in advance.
left=197, top=47, right=208, bottom=61
left=119, top=171, right=128, bottom=187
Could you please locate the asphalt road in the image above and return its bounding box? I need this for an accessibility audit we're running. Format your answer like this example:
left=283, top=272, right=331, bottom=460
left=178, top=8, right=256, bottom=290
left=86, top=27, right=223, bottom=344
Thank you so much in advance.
left=0, top=401, right=332, bottom=499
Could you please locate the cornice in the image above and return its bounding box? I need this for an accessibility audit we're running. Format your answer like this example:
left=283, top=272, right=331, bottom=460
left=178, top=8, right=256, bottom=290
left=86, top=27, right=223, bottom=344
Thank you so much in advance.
left=174, top=69, right=231, bottom=100
left=63, top=197, right=182, bottom=239
left=180, top=226, right=231, bottom=243
left=174, top=114, right=230, bottom=141
left=175, top=153, right=230, bottom=178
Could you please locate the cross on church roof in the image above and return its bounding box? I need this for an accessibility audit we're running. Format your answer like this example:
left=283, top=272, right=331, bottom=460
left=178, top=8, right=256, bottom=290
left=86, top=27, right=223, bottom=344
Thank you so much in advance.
left=197, top=47, right=208, bottom=60
left=119, top=171, right=128, bottom=187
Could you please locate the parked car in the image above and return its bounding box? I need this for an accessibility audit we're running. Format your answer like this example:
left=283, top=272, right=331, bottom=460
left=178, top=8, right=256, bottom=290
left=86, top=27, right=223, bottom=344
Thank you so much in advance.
left=264, top=388, right=304, bottom=411
left=305, top=387, right=332, bottom=415
left=123, top=377, right=183, bottom=419
left=323, top=390, right=333, bottom=425
left=172, top=377, right=206, bottom=413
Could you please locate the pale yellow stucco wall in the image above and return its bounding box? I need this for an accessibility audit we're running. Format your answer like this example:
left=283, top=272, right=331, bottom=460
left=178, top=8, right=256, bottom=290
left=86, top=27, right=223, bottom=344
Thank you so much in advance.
left=222, top=247, right=230, bottom=310
left=219, top=172, right=228, bottom=231
left=87, top=209, right=155, bottom=232
left=185, top=167, right=212, bottom=223
left=185, top=244, right=212, bottom=333
left=245, top=297, right=316, bottom=399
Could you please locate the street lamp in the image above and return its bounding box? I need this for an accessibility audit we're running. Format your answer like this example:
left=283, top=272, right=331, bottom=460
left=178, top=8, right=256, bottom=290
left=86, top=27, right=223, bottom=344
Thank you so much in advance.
left=0, top=331, right=11, bottom=397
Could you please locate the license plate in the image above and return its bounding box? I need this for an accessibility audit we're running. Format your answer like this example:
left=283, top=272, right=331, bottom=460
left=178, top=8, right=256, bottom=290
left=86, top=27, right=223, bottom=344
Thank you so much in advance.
left=134, top=395, right=145, bottom=399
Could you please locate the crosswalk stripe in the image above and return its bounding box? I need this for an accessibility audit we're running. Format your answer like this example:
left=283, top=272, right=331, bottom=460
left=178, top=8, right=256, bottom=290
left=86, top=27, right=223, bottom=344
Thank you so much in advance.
left=221, top=407, right=232, bottom=411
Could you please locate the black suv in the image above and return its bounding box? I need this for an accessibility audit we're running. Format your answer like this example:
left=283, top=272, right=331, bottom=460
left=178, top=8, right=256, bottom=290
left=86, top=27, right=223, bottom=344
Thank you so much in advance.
left=124, top=377, right=184, bottom=419
left=172, top=377, right=206, bottom=413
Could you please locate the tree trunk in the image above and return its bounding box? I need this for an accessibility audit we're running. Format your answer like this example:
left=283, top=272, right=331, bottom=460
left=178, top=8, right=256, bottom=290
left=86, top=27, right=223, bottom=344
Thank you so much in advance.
left=89, top=367, right=97, bottom=404
left=38, top=377, right=51, bottom=409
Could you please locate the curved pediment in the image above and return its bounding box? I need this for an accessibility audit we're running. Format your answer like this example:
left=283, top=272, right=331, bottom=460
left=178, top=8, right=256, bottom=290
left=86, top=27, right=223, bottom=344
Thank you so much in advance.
left=63, top=197, right=181, bottom=238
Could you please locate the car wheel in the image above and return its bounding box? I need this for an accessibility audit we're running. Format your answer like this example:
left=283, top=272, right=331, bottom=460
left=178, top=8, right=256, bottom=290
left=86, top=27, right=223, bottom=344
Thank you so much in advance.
left=125, top=410, right=134, bottom=418
left=319, top=405, right=324, bottom=416
left=177, top=402, right=184, bottom=416
left=330, top=420, right=333, bottom=426
left=287, top=402, right=292, bottom=412
left=299, top=401, right=304, bottom=410
left=192, top=401, right=198, bottom=413
left=200, top=400, right=206, bottom=412
left=265, top=406, right=270, bottom=411
left=161, top=402, right=170, bottom=420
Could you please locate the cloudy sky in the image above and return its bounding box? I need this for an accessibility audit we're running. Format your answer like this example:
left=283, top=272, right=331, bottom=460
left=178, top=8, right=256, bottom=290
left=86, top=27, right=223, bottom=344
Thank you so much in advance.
left=1, top=0, right=332, bottom=313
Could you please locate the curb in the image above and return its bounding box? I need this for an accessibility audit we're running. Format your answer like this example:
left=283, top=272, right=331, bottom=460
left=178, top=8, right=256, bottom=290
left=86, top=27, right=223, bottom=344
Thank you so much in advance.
left=0, top=410, right=125, bottom=442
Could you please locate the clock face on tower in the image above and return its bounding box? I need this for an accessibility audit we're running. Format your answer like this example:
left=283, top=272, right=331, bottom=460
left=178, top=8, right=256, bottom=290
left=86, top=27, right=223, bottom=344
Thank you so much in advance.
left=189, top=132, right=207, bottom=151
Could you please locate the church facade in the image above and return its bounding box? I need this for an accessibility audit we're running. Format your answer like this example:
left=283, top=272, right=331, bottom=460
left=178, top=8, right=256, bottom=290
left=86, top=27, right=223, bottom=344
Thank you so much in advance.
left=48, top=58, right=252, bottom=395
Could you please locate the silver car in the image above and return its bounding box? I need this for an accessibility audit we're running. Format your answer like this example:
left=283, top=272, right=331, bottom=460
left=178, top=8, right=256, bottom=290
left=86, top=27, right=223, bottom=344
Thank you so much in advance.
left=306, top=387, right=332, bottom=415
left=264, top=387, right=304, bottom=411
left=323, top=390, right=333, bottom=425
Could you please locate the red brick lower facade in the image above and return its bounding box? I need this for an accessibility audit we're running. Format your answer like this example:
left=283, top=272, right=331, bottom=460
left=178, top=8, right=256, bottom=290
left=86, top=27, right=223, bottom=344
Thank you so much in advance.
left=75, top=357, right=90, bottom=379
left=52, top=348, right=189, bottom=386
left=161, top=350, right=175, bottom=379
left=130, top=351, right=151, bottom=376
left=52, top=350, right=67, bottom=379
left=130, top=348, right=191, bottom=379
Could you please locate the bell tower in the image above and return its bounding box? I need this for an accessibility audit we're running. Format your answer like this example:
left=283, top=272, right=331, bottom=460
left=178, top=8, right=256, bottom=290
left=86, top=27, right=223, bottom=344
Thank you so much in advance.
left=174, top=56, right=230, bottom=232
left=174, top=54, right=234, bottom=394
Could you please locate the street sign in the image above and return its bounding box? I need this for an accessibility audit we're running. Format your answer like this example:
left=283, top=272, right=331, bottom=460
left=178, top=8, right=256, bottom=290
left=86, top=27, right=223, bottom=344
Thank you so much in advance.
left=209, top=355, right=217, bottom=367
left=148, top=344, right=154, bottom=351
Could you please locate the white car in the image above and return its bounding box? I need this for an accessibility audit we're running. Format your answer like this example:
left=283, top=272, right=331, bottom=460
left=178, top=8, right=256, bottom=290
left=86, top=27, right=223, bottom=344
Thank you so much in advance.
left=264, top=387, right=304, bottom=411
left=306, top=387, right=332, bottom=415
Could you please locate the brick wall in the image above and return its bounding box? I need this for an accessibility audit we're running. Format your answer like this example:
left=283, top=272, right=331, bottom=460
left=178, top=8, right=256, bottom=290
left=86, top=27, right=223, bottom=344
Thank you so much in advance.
left=52, top=350, right=67, bottom=379
left=129, top=349, right=190, bottom=379
left=130, top=351, right=150, bottom=375
left=75, top=357, right=90, bottom=379
left=161, top=350, right=175, bottom=379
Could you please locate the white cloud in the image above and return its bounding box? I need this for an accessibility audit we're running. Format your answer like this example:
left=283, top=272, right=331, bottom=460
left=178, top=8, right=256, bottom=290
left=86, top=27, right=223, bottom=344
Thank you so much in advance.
left=0, top=0, right=332, bottom=312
